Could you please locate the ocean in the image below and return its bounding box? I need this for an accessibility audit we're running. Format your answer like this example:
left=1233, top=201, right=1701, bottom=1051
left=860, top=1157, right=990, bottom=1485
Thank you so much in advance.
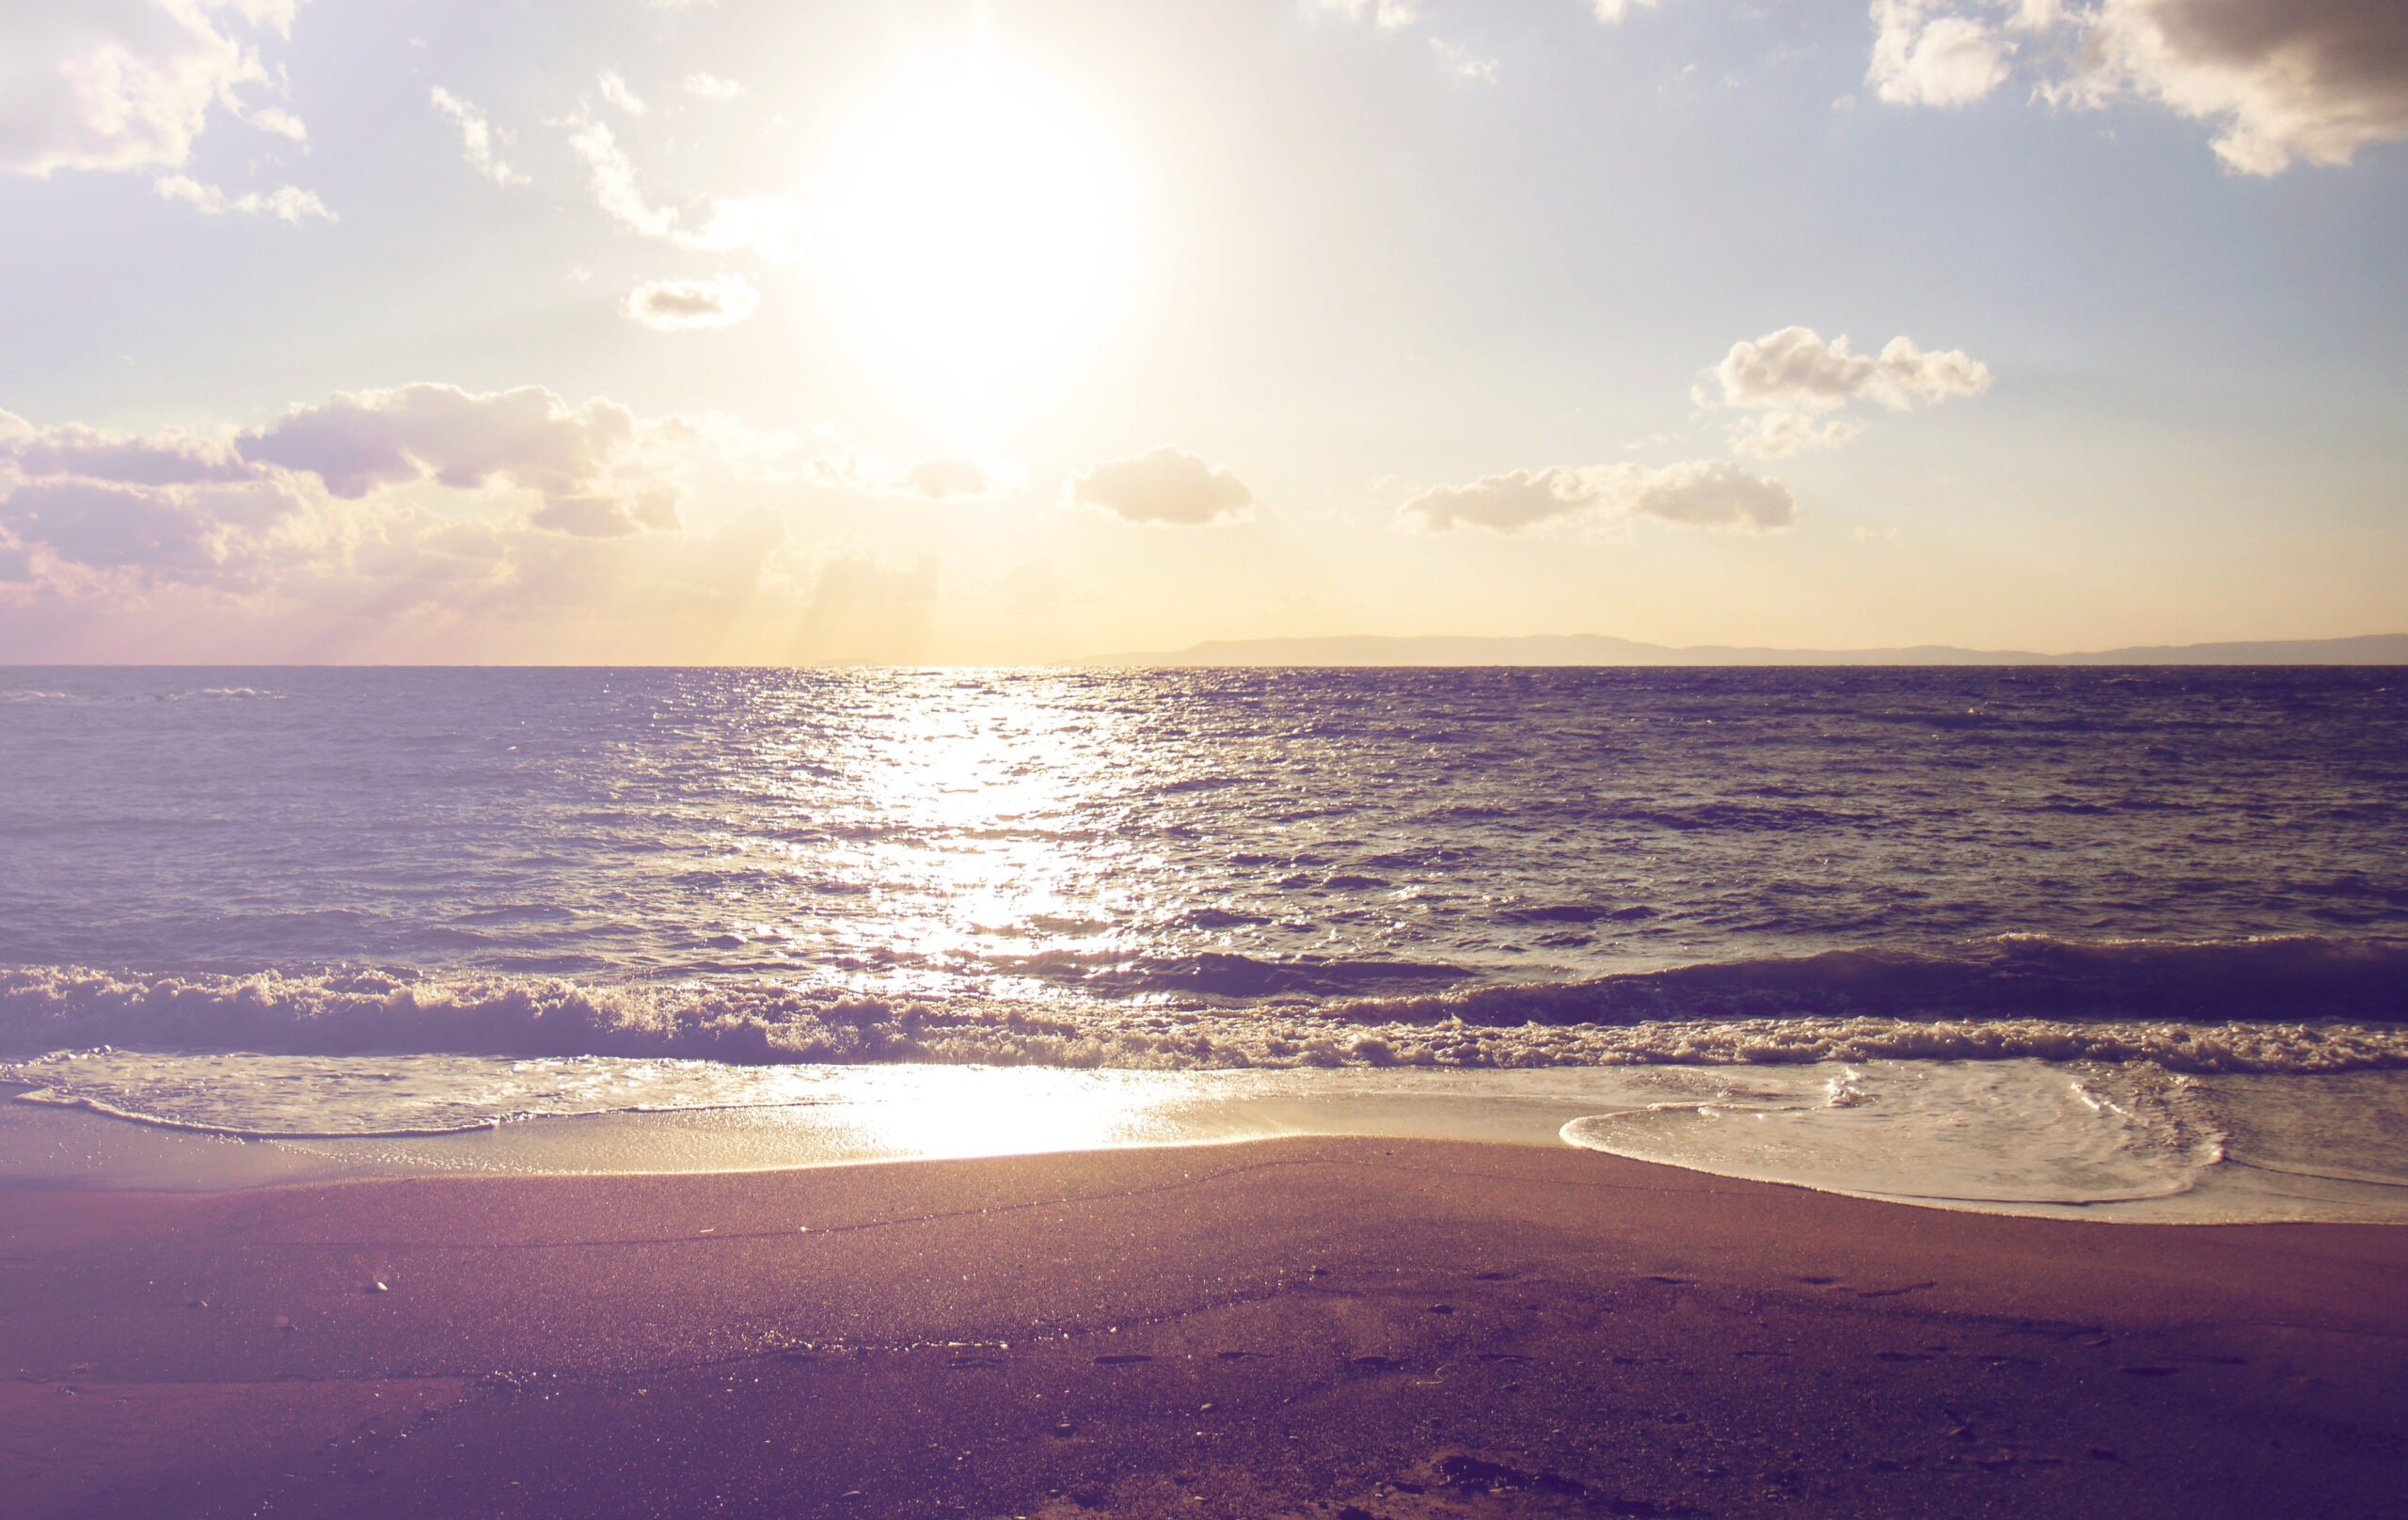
left=4, top=665, right=2405, bottom=1217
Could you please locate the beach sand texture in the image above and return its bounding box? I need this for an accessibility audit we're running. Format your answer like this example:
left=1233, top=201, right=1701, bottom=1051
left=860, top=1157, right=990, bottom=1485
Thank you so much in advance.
left=7, top=1138, right=2404, bottom=1519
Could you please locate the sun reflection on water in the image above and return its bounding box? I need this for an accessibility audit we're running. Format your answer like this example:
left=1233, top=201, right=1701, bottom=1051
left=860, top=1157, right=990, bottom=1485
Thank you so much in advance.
left=740, top=672, right=1171, bottom=1000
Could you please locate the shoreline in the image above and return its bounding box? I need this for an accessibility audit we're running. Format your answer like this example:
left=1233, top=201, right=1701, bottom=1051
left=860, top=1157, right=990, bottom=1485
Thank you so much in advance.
left=8, top=1137, right=2405, bottom=1518
left=10, top=1064, right=2408, bottom=1227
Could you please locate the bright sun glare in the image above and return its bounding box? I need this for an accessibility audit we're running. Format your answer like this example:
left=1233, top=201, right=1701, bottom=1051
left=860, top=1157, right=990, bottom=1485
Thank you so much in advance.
left=820, top=48, right=1137, bottom=415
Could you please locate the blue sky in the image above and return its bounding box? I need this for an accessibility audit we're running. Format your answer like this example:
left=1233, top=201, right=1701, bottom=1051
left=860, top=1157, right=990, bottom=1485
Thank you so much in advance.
left=1, top=0, right=2402, bottom=661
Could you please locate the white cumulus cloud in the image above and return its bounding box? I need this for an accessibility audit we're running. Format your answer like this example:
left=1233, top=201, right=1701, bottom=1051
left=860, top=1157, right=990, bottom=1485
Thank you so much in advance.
left=1868, top=0, right=2014, bottom=106
left=430, top=87, right=527, bottom=186
left=683, top=72, right=746, bottom=101
left=621, top=274, right=758, bottom=331
left=1069, top=448, right=1255, bottom=526
left=1868, top=0, right=2408, bottom=173
left=0, top=0, right=309, bottom=179
left=1400, top=461, right=1798, bottom=534
left=1707, top=326, right=1991, bottom=412
left=1702, top=325, right=1988, bottom=456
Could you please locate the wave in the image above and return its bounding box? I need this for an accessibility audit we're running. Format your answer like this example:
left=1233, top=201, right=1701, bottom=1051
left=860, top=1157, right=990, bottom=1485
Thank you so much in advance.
left=4, top=936, right=2406, bottom=1075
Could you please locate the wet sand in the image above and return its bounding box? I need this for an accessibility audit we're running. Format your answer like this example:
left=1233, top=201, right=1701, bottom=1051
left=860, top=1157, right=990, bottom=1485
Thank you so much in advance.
left=6, top=1137, right=2404, bottom=1519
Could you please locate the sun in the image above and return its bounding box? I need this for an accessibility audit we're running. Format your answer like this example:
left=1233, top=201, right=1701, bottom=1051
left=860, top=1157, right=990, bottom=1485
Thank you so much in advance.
left=817, top=46, right=1139, bottom=419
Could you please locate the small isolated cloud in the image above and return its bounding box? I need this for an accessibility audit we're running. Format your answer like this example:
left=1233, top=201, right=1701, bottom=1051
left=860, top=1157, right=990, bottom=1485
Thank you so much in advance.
left=1702, top=325, right=1988, bottom=456
left=561, top=115, right=802, bottom=258
left=153, top=175, right=334, bottom=224
left=684, top=72, right=746, bottom=100
left=1592, top=0, right=1663, bottom=21
left=621, top=274, right=757, bottom=331
left=1707, top=326, right=1991, bottom=412
left=0, top=0, right=309, bottom=178
left=1868, top=0, right=2408, bottom=173
left=597, top=70, right=648, bottom=118
left=430, top=87, right=527, bottom=186
left=1402, top=461, right=1798, bottom=534
left=1069, top=447, right=1254, bottom=526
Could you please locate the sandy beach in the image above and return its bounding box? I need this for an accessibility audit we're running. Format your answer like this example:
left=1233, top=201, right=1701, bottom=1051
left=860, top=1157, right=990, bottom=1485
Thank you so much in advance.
left=7, top=1136, right=2403, bottom=1519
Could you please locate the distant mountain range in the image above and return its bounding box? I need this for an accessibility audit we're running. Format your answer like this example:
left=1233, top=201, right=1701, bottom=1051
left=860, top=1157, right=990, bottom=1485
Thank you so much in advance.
left=1085, top=633, right=2408, bottom=667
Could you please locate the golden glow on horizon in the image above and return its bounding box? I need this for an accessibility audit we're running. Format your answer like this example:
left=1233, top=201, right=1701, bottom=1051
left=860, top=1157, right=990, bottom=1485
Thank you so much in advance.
left=818, top=47, right=1138, bottom=419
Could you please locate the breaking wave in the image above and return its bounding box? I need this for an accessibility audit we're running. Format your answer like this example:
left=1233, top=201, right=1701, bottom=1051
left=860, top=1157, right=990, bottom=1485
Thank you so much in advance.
left=5, top=935, right=2405, bottom=1075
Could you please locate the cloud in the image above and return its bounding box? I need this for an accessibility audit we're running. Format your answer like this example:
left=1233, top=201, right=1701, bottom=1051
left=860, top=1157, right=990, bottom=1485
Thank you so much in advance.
left=0, top=388, right=825, bottom=640
left=890, top=457, right=1001, bottom=500
left=1706, top=326, right=1992, bottom=412
left=1309, top=0, right=1421, bottom=26
left=561, top=114, right=802, bottom=258
left=1868, top=0, right=2408, bottom=173
left=0, top=413, right=307, bottom=583
left=1592, top=0, right=1663, bottom=21
left=684, top=72, right=746, bottom=101
left=597, top=70, right=648, bottom=118
left=240, top=383, right=680, bottom=536
left=430, top=87, right=528, bottom=186
left=2077, top=0, right=2408, bottom=173
left=621, top=274, right=758, bottom=331
left=1069, top=447, right=1255, bottom=526
left=8, top=420, right=257, bottom=484
left=1725, top=411, right=1870, bottom=459
left=153, top=173, right=333, bottom=223
left=1400, top=461, right=1798, bottom=534
left=0, top=0, right=308, bottom=179
left=1430, top=39, right=1502, bottom=83
left=1868, top=0, right=2014, bottom=106
left=806, top=451, right=1012, bottom=501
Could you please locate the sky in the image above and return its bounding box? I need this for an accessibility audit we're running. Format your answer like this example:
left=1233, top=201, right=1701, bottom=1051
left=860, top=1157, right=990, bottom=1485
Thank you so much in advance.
left=0, top=0, right=2402, bottom=664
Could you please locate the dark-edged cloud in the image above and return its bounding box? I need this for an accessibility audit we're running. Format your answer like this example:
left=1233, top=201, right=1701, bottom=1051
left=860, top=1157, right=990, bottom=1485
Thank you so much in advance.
left=1870, top=0, right=2408, bottom=174
left=1401, top=461, right=1798, bottom=534
left=241, top=383, right=677, bottom=534
left=1069, top=447, right=1254, bottom=526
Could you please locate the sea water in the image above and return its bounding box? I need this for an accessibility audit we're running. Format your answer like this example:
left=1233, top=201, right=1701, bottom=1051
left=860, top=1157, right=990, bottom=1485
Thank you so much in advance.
left=3, top=665, right=2403, bottom=1218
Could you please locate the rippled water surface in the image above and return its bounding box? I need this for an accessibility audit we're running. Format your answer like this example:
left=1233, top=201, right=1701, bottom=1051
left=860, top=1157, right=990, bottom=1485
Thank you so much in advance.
left=5, top=665, right=2403, bottom=986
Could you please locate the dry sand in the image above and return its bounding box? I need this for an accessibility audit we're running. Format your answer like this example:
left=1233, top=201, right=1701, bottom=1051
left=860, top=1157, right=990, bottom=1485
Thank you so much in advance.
left=5, top=1137, right=2404, bottom=1519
